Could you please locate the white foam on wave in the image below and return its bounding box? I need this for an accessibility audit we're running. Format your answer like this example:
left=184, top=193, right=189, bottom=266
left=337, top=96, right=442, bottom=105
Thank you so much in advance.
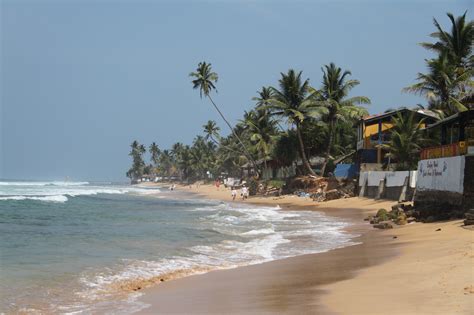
left=0, top=181, right=161, bottom=203
left=41, top=200, right=359, bottom=315
left=0, top=181, right=90, bottom=186
left=0, top=195, right=68, bottom=203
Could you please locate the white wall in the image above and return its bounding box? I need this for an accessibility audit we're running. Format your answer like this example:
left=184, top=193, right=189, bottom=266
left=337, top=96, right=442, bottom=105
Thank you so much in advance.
left=359, top=171, right=416, bottom=188
left=416, top=156, right=465, bottom=193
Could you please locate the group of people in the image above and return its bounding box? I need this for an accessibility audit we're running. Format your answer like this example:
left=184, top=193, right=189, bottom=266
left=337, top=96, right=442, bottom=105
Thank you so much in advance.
left=231, top=186, right=248, bottom=201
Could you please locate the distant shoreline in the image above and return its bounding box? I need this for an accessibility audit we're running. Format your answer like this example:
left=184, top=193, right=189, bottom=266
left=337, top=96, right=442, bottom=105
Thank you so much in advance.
left=132, top=183, right=472, bottom=314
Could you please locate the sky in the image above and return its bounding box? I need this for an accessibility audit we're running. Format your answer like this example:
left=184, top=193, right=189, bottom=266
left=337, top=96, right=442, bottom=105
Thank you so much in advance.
left=1, top=0, right=471, bottom=181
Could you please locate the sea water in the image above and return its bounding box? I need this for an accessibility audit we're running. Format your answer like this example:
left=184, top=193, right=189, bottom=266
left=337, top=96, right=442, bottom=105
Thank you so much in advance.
left=0, top=181, right=359, bottom=314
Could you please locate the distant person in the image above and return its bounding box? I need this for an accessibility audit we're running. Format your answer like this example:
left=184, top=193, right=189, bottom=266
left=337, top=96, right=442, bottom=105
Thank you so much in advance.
left=231, top=187, right=237, bottom=201
left=216, top=179, right=220, bottom=191
left=241, top=186, right=249, bottom=200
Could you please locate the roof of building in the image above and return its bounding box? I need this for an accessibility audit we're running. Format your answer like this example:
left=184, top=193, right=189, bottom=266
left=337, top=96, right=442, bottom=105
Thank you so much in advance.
left=424, top=109, right=474, bottom=129
left=361, top=107, right=439, bottom=124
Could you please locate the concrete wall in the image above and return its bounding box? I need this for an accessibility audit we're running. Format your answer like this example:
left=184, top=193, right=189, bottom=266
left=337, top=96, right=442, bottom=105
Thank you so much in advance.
left=414, top=155, right=473, bottom=218
left=359, top=171, right=416, bottom=200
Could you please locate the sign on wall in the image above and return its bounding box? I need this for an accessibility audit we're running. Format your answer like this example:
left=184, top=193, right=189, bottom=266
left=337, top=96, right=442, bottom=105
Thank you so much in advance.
left=416, top=156, right=465, bottom=193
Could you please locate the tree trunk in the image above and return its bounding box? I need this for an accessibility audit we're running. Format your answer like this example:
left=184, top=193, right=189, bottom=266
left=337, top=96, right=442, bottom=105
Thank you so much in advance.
left=296, top=123, right=316, bottom=176
left=207, top=95, right=260, bottom=176
left=320, top=118, right=336, bottom=177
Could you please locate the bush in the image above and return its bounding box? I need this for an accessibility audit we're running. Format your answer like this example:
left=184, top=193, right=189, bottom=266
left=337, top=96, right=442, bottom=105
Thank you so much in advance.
left=266, top=179, right=285, bottom=189
left=376, top=208, right=388, bottom=217
left=376, top=208, right=389, bottom=221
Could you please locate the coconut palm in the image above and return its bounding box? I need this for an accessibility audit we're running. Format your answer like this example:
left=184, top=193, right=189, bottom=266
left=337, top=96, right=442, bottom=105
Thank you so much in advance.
left=240, top=109, right=279, bottom=170
left=403, top=53, right=472, bottom=115
left=252, top=86, right=273, bottom=109
left=253, top=86, right=286, bottom=131
left=267, top=69, right=325, bottom=175
left=319, top=63, right=370, bottom=176
left=190, top=62, right=259, bottom=174
left=420, top=11, right=473, bottom=69
left=379, top=112, right=429, bottom=171
left=158, top=150, right=174, bottom=178
left=175, top=145, right=193, bottom=180
left=203, top=120, right=221, bottom=145
left=149, top=142, right=161, bottom=167
left=127, top=140, right=146, bottom=180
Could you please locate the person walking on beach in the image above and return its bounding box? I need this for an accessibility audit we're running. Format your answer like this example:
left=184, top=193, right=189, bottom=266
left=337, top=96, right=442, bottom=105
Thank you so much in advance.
left=231, top=187, right=237, bottom=201
left=241, top=186, right=249, bottom=200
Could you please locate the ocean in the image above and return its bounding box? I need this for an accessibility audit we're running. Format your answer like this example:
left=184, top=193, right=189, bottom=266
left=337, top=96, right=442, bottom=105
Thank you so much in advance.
left=0, top=181, right=359, bottom=314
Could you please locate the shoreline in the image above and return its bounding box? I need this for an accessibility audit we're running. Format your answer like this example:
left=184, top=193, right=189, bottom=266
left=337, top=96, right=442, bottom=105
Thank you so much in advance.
left=134, top=183, right=473, bottom=314
left=135, top=183, right=456, bottom=314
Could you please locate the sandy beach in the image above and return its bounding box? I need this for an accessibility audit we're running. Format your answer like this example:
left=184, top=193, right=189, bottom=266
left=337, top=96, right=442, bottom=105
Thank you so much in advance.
left=135, top=183, right=473, bottom=314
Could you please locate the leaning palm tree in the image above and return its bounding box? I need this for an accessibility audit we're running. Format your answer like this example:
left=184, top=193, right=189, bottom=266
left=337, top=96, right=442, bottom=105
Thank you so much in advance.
left=190, top=62, right=259, bottom=174
left=319, top=63, right=370, bottom=176
left=420, top=11, right=473, bottom=69
left=267, top=69, right=325, bottom=175
left=379, top=112, right=428, bottom=171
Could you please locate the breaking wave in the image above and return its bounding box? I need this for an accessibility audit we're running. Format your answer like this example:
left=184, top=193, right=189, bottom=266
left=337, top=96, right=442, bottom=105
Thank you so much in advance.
left=0, top=181, right=161, bottom=203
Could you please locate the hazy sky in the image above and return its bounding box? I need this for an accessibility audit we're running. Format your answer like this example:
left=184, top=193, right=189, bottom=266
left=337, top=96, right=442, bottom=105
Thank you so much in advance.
left=1, top=0, right=471, bottom=181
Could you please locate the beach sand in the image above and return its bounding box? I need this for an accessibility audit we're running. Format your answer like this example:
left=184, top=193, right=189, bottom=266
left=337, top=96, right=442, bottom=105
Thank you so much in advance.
left=136, top=183, right=473, bottom=314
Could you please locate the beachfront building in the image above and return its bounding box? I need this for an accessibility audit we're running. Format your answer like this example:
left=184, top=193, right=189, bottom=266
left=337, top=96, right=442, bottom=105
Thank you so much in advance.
left=420, top=110, right=474, bottom=159
left=355, top=108, right=438, bottom=170
left=414, top=110, right=474, bottom=218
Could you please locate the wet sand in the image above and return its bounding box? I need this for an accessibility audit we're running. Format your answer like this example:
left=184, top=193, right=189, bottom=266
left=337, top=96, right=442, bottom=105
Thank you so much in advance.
left=136, top=183, right=473, bottom=314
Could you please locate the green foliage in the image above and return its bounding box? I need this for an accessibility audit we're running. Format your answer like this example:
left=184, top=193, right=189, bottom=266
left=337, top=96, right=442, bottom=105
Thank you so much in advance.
left=247, top=178, right=258, bottom=196
left=404, top=12, right=473, bottom=116
left=266, top=179, right=285, bottom=189
left=127, top=140, right=146, bottom=180
left=376, top=208, right=389, bottom=221
left=379, top=112, right=429, bottom=170
left=189, top=62, right=218, bottom=98
left=266, top=69, right=326, bottom=175
left=273, top=131, right=299, bottom=166
left=318, top=62, right=370, bottom=175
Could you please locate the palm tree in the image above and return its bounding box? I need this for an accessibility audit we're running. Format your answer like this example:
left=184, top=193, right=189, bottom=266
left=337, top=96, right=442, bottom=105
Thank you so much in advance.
left=158, top=150, right=174, bottom=178
left=267, top=69, right=325, bottom=175
left=176, top=145, right=193, bottom=180
left=379, top=112, right=429, bottom=171
left=252, top=86, right=273, bottom=109
left=190, top=61, right=259, bottom=174
left=203, top=120, right=221, bottom=145
left=149, top=142, right=161, bottom=167
left=127, top=140, right=146, bottom=180
left=253, top=86, right=286, bottom=131
left=319, top=63, right=370, bottom=176
left=420, top=11, right=473, bottom=69
left=403, top=53, right=472, bottom=115
left=240, top=109, right=279, bottom=170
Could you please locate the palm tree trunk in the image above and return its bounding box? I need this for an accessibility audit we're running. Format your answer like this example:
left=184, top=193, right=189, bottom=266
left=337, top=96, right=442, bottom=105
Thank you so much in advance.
left=296, top=123, right=316, bottom=176
left=207, top=95, right=260, bottom=176
left=321, top=118, right=335, bottom=176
